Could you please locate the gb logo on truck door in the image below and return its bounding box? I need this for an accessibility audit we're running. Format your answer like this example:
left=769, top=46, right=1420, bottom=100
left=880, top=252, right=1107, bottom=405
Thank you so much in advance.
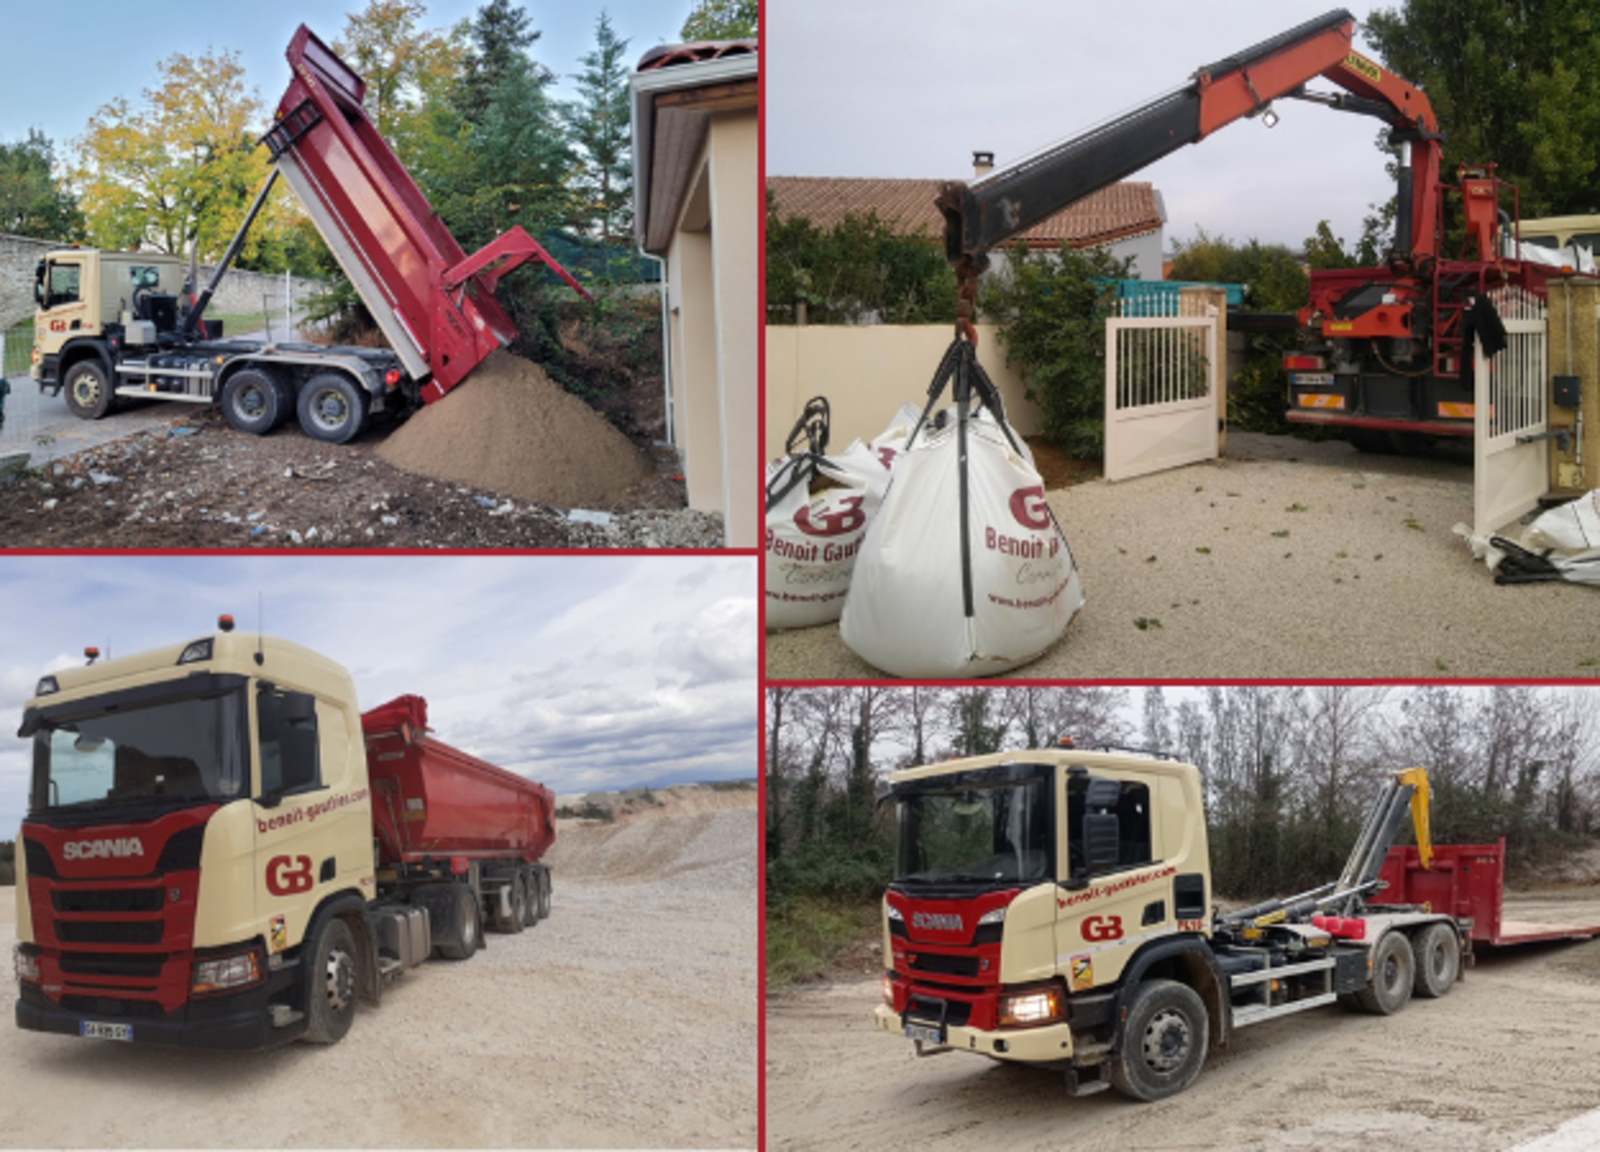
left=266, top=855, right=314, bottom=896
left=1081, top=915, right=1124, bottom=942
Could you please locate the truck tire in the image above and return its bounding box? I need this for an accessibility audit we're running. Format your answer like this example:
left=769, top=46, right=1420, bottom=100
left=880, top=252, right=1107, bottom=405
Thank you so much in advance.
left=519, top=867, right=539, bottom=927
left=1412, top=923, right=1460, bottom=999
left=435, top=884, right=480, bottom=960
left=297, top=372, right=368, bottom=444
left=1354, top=930, right=1415, bottom=1015
left=63, top=360, right=113, bottom=420
left=271, top=378, right=296, bottom=429
left=302, top=917, right=358, bottom=1045
left=499, top=874, right=527, bottom=934
left=536, top=866, right=551, bottom=920
left=221, top=368, right=283, bottom=436
left=1107, top=979, right=1208, bottom=1102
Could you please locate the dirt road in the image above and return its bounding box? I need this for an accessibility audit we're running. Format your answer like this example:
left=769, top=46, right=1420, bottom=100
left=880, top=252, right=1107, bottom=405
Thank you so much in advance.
left=0, top=790, right=757, bottom=1148
left=767, top=889, right=1600, bottom=1151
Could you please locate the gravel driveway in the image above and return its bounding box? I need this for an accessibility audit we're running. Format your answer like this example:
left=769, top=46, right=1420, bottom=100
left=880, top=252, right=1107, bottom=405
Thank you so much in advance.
left=767, top=433, right=1600, bottom=680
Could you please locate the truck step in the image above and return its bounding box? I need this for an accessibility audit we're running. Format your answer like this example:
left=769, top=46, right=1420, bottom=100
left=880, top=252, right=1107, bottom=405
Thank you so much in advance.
left=1226, top=956, right=1335, bottom=986
left=1231, top=991, right=1337, bottom=1028
left=377, top=957, right=405, bottom=979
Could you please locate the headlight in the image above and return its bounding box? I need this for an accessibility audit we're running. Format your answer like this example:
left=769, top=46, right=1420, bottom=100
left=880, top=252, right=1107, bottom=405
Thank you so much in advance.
left=885, top=904, right=903, bottom=921
left=191, top=946, right=263, bottom=995
left=998, top=984, right=1063, bottom=1028
left=14, top=945, right=39, bottom=985
left=977, top=906, right=1006, bottom=925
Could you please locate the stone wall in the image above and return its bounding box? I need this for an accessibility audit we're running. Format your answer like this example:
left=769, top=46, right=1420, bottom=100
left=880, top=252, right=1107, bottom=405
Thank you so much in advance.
left=0, top=232, right=324, bottom=331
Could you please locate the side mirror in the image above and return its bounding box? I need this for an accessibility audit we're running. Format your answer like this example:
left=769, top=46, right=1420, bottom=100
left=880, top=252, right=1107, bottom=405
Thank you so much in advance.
left=280, top=691, right=317, bottom=725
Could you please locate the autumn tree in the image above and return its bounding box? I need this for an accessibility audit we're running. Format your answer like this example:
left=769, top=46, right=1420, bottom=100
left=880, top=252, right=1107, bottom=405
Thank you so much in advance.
left=564, top=11, right=633, bottom=243
left=72, top=49, right=288, bottom=262
left=0, top=132, right=80, bottom=240
left=335, top=0, right=462, bottom=137
left=680, top=0, right=757, bottom=40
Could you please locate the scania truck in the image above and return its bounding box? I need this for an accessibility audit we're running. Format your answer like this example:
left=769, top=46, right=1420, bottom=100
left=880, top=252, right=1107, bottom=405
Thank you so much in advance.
left=874, top=746, right=1514, bottom=1101
left=12, top=617, right=554, bottom=1050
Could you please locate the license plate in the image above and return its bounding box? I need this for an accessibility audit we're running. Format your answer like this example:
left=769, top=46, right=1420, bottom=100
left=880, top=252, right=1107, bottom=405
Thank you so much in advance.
left=905, top=1022, right=944, bottom=1045
left=1293, top=372, right=1334, bottom=387
left=80, top=1021, right=132, bottom=1042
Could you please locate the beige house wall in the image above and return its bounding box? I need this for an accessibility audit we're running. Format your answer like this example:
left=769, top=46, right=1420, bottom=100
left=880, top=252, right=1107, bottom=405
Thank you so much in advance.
left=764, top=323, right=1042, bottom=459
left=663, top=108, right=757, bottom=547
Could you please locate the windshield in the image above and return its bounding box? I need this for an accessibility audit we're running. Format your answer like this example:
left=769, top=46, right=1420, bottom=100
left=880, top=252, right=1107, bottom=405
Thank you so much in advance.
left=894, top=772, right=1054, bottom=890
left=30, top=690, right=247, bottom=818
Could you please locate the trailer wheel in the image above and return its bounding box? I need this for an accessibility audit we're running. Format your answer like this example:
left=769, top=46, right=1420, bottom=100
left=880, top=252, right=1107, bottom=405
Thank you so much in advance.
left=435, top=884, right=480, bottom=960
left=1108, top=979, right=1208, bottom=1102
left=271, top=377, right=296, bottom=429
left=536, top=866, right=551, bottom=920
left=303, top=917, right=358, bottom=1044
left=500, top=874, right=527, bottom=934
left=221, top=368, right=284, bottom=436
left=528, top=864, right=547, bottom=928
left=1354, top=931, right=1415, bottom=1015
left=297, top=372, right=369, bottom=444
left=63, top=360, right=112, bottom=420
left=1412, top=923, right=1460, bottom=999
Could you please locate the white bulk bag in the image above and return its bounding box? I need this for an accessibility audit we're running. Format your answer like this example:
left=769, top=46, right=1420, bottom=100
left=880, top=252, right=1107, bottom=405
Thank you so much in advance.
left=765, top=399, right=908, bottom=631
left=840, top=340, right=1083, bottom=677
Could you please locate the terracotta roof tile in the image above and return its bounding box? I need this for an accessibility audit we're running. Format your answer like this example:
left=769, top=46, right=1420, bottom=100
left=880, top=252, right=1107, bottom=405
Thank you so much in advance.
left=767, top=176, right=1163, bottom=248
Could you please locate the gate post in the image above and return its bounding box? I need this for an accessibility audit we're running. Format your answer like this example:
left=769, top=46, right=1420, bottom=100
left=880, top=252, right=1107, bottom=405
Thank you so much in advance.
left=1545, top=277, right=1600, bottom=494
left=1180, top=286, right=1227, bottom=456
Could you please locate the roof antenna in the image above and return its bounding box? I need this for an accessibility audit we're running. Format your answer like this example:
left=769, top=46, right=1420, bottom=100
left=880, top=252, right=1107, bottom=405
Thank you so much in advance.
left=255, top=591, right=265, bottom=666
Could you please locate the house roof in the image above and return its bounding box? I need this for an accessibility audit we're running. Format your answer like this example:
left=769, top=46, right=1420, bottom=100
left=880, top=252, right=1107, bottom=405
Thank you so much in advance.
left=766, top=176, right=1165, bottom=249
left=630, top=45, right=759, bottom=254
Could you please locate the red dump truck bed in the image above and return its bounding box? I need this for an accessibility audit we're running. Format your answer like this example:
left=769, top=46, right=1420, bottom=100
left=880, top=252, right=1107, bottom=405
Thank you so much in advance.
left=267, top=25, right=589, bottom=402
left=361, top=695, right=555, bottom=868
left=1379, top=840, right=1600, bottom=946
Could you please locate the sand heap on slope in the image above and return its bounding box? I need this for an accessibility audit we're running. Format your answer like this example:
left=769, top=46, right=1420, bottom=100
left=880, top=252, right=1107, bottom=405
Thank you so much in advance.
left=377, top=349, right=652, bottom=509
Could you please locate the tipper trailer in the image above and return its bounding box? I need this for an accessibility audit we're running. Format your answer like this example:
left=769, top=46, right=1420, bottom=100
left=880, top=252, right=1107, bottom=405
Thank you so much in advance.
left=31, top=24, right=591, bottom=445
left=12, top=617, right=554, bottom=1050
left=873, top=746, right=1600, bottom=1101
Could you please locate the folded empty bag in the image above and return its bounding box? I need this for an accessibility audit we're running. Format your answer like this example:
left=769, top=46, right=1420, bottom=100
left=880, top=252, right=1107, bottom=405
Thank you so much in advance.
left=840, top=338, right=1084, bottom=676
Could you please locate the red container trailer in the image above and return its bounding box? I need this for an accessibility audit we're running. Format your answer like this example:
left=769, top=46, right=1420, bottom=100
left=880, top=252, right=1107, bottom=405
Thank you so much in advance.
left=1379, top=840, right=1600, bottom=946
left=363, top=695, right=555, bottom=866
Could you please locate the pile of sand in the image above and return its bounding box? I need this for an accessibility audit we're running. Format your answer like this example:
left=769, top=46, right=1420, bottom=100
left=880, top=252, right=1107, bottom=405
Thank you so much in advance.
left=377, top=349, right=652, bottom=509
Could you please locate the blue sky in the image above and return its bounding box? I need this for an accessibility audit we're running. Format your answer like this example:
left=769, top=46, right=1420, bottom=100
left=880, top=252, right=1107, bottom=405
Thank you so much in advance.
left=768, top=0, right=1398, bottom=252
left=0, top=0, right=702, bottom=154
left=0, top=554, right=757, bottom=838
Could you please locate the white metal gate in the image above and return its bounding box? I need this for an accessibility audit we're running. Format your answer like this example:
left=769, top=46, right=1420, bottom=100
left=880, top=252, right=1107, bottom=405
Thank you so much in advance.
left=1473, top=286, right=1548, bottom=536
left=1104, top=295, right=1220, bottom=482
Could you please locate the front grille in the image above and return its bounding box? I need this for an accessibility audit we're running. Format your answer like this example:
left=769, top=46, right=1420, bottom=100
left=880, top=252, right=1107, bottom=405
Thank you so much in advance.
left=61, top=995, right=166, bottom=1019
left=53, top=888, right=164, bottom=914
left=58, top=952, right=167, bottom=979
left=910, top=951, right=980, bottom=978
left=55, top=920, right=163, bottom=945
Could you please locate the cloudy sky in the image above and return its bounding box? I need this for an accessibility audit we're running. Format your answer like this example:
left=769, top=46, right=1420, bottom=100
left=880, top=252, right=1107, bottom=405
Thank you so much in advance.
left=0, top=554, right=756, bottom=837
left=768, top=0, right=1398, bottom=251
left=1, top=0, right=703, bottom=152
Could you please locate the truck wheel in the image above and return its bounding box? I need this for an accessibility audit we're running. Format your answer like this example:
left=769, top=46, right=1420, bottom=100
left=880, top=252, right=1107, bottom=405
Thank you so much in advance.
left=1108, top=979, right=1208, bottom=1102
left=63, top=360, right=112, bottom=420
left=1354, top=931, right=1415, bottom=1015
left=221, top=368, right=283, bottom=435
left=1412, top=923, right=1460, bottom=999
left=303, top=917, right=358, bottom=1045
left=533, top=866, right=551, bottom=920
left=297, top=372, right=369, bottom=444
left=500, top=875, right=527, bottom=934
left=519, top=868, right=539, bottom=927
left=435, top=884, right=480, bottom=960
left=271, top=379, right=296, bottom=429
